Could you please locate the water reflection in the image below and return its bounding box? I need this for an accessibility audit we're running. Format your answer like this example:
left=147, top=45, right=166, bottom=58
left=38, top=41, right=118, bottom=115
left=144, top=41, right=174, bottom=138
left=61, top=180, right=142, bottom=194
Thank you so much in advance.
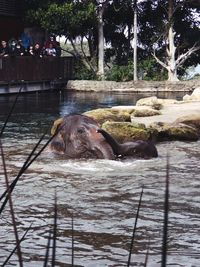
left=0, top=90, right=186, bottom=117
left=0, top=91, right=199, bottom=266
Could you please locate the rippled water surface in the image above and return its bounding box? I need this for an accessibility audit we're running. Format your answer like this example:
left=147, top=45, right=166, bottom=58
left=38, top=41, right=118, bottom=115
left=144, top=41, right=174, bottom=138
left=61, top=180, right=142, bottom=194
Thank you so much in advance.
left=0, top=91, right=199, bottom=266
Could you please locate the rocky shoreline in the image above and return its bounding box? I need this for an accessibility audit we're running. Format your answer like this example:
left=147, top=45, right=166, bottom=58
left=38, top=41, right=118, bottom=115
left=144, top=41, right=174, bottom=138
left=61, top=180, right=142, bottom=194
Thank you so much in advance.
left=83, top=88, right=200, bottom=143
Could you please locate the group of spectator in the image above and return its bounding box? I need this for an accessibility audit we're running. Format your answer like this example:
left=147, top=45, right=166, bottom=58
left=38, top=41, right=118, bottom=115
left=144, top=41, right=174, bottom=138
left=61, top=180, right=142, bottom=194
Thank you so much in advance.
left=0, top=33, right=62, bottom=58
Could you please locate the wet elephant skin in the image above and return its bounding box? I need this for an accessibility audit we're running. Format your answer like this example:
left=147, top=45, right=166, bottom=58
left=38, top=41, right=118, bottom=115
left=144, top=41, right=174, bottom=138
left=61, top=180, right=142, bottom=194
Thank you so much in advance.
left=97, top=128, right=158, bottom=159
left=49, top=114, right=115, bottom=159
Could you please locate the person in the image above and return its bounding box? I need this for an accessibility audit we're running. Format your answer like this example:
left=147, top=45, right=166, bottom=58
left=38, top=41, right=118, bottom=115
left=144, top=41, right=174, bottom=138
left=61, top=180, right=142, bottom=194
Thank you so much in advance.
left=20, top=32, right=30, bottom=50
left=45, top=43, right=56, bottom=56
left=55, top=41, right=62, bottom=56
left=33, top=43, right=42, bottom=57
left=0, top=40, right=9, bottom=57
left=45, top=35, right=57, bottom=49
left=8, top=38, right=18, bottom=56
left=15, top=40, right=25, bottom=56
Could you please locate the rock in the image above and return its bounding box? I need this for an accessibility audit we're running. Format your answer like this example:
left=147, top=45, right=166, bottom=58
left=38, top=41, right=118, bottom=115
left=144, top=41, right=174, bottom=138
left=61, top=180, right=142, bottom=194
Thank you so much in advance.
left=132, top=107, right=161, bottom=117
left=130, top=121, right=147, bottom=129
left=83, top=100, right=200, bottom=143
left=183, top=94, right=191, bottom=101
left=128, top=101, right=200, bottom=128
left=136, top=96, right=179, bottom=109
left=183, top=87, right=200, bottom=101
left=101, top=121, right=158, bottom=143
left=111, top=106, right=136, bottom=114
left=174, top=114, right=200, bottom=131
left=111, top=105, right=161, bottom=118
left=83, top=108, right=131, bottom=125
left=150, top=122, right=199, bottom=141
left=136, top=96, right=162, bottom=109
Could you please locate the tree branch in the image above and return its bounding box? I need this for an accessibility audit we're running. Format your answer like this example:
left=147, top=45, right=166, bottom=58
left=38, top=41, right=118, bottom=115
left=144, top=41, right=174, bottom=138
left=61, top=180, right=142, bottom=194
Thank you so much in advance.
left=152, top=51, right=168, bottom=70
left=166, top=47, right=170, bottom=57
left=69, top=38, right=81, bottom=57
left=70, top=38, right=97, bottom=74
left=61, top=48, right=77, bottom=57
left=80, top=37, right=88, bottom=59
left=176, top=43, right=200, bottom=67
left=80, top=38, right=97, bottom=73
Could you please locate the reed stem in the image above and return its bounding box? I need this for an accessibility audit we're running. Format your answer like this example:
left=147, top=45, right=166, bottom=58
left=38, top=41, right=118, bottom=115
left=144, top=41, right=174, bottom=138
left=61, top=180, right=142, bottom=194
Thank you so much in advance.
left=127, top=186, right=144, bottom=266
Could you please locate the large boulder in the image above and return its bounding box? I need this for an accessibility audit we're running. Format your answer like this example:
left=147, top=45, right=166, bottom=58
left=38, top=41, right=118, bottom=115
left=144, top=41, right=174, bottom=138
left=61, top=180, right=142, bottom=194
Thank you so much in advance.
left=150, top=122, right=199, bottom=141
left=183, top=87, right=200, bottom=101
left=174, top=114, right=200, bottom=131
left=101, top=121, right=158, bottom=142
left=111, top=106, right=136, bottom=114
left=131, top=106, right=161, bottom=117
left=136, top=96, right=179, bottom=109
left=83, top=108, right=131, bottom=125
left=111, top=105, right=161, bottom=117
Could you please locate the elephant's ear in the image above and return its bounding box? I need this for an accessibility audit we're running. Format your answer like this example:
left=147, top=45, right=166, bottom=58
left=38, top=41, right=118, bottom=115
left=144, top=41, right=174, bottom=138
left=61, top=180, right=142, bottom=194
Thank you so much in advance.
left=51, top=118, right=63, bottom=135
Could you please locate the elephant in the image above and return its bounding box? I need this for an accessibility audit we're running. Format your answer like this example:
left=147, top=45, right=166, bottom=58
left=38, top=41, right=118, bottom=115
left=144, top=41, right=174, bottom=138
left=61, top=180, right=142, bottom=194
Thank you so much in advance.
left=49, top=114, right=158, bottom=160
left=97, top=128, right=158, bottom=159
left=49, top=114, right=115, bottom=159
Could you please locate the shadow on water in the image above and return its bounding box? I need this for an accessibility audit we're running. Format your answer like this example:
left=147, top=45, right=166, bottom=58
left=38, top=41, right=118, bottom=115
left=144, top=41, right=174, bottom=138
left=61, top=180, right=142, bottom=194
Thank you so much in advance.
left=0, top=90, right=199, bottom=266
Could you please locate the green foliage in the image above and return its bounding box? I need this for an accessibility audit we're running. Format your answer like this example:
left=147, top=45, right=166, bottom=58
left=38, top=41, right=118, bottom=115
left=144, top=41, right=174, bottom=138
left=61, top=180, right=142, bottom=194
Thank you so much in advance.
left=105, top=61, right=133, bottom=82
left=23, top=0, right=200, bottom=81
left=74, top=61, right=97, bottom=80
left=25, top=1, right=96, bottom=38
left=138, top=1, right=200, bottom=74
left=138, top=58, right=167, bottom=81
left=104, top=0, right=133, bottom=65
left=105, top=58, right=168, bottom=82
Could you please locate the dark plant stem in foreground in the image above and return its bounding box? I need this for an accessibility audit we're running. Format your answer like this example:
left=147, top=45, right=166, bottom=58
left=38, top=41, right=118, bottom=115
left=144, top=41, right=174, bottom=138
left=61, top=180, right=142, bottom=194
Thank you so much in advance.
left=0, top=87, right=22, bottom=138
left=161, top=155, right=170, bottom=267
left=144, top=237, right=150, bottom=267
left=71, top=212, right=74, bottom=266
left=52, top=191, right=58, bottom=267
left=43, top=231, right=52, bottom=267
left=0, top=131, right=57, bottom=214
left=0, top=131, right=46, bottom=200
left=127, top=186, right=144, bottom=267
left=0, top=140, right=24, bottom=267
left=2, top=223, right=33, bottom=267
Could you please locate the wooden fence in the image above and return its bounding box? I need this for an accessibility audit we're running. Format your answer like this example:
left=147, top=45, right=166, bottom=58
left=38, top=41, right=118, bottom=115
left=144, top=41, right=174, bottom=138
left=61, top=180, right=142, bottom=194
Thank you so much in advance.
left=0, top=56, right=75, bottom=82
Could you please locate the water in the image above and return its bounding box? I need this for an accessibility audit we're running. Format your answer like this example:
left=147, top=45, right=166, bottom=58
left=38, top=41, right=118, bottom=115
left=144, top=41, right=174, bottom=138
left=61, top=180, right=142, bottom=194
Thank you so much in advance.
left=0, top=90, right=199, bottom=266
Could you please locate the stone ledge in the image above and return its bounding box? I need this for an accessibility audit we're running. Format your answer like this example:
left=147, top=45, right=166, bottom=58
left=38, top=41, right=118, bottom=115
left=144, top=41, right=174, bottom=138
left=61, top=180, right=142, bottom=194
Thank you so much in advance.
left=66, top=80, right=200, bottom=92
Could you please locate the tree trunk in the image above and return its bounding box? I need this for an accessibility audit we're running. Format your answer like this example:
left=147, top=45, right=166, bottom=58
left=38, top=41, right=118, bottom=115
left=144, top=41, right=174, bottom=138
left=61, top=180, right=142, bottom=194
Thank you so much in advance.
left=133, top=0, right=138, bottom=81
left=153, top=0, right=200, bottom=81
left=167, top=0, right=179, bottom=81
left=97, top=5, right=105, bottom=79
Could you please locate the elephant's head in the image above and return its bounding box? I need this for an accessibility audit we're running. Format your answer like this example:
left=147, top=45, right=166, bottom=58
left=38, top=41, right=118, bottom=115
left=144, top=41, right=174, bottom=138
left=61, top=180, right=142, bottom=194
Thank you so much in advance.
left=49, top=114, right=115, bottom=159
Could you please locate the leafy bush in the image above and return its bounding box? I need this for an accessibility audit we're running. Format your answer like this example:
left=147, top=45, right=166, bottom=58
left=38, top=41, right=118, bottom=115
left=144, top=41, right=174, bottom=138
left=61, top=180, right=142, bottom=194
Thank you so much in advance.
left=138, top=58, right=167, bottom=81
left=105, top=61, right=133, bottom=82
left=73, top=61, right=97, bottom=80
left=105, top=58, right=168, bottom=82
left=74, top=57, right=169, bottom=81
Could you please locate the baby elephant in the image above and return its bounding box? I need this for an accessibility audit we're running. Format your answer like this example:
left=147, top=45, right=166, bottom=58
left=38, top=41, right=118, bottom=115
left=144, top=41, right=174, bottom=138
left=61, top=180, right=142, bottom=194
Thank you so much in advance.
left=97, top=129, right=158, bottom=159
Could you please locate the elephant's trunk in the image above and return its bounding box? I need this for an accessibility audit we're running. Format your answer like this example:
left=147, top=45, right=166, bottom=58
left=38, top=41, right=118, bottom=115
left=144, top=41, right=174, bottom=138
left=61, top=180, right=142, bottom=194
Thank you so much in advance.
left=97, top=129, right=121, bottom=156
left=93, top=142, right=115, bottom=160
